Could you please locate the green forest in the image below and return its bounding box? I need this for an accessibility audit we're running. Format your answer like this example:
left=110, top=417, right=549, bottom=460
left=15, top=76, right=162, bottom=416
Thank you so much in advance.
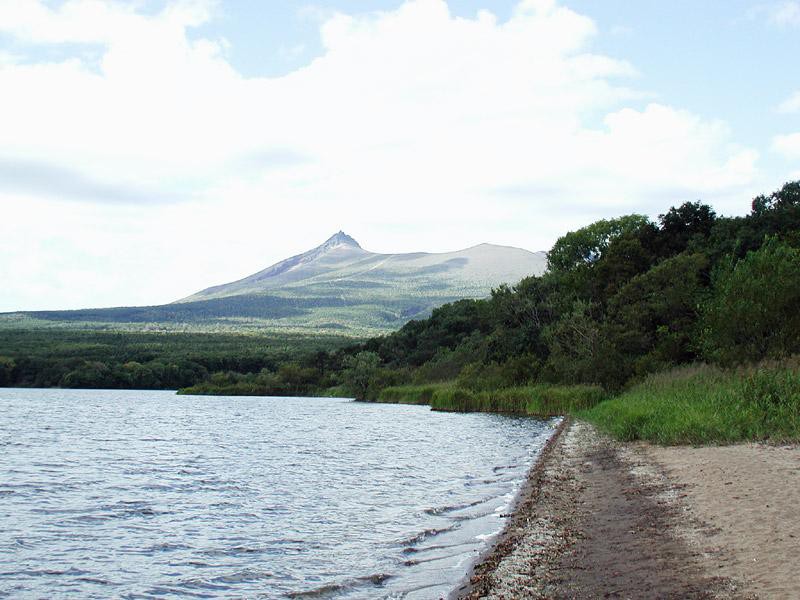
left=181, top=181, right=800, bottom=443
left=4, top=181, right=800, bottom=443
left=0, top=330, right=351, bottom=392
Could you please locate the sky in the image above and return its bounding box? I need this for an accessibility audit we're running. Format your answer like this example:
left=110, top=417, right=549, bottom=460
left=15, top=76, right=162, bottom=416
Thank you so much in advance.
left=1, top=0, right=799, bottom=311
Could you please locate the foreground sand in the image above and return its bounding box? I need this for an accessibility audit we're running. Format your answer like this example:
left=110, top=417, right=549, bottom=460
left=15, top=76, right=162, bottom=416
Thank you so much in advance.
left=647, top=442, right=800, bottom=599
left=454, top=420, right=799, bottom=599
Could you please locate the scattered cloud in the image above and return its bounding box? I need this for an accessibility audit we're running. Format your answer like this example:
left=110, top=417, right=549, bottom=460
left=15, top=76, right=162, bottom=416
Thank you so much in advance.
left=750, top=2, right=800, bottom=27
left=0, top=0, right=764, bottom=310
left=771, top=1, right=800, bottom=26
left=610, top=24, right=633, bottom=36
left=0, top=157, right=188, bottom=204
left=778, top=91, right=800, bottom=114
left=773, top=132, right=800, bottom=159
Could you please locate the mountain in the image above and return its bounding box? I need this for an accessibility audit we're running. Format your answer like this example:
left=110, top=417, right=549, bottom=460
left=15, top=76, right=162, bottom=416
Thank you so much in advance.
left=3, top=232, right=547, bottom=335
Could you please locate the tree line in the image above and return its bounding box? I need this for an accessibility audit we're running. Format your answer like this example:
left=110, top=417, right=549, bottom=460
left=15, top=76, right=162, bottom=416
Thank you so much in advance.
left=0, top=330, right=349, bottom=391
left=328, top=181, right=800, bottom=398
left=4, top=181, right=799, bottom=399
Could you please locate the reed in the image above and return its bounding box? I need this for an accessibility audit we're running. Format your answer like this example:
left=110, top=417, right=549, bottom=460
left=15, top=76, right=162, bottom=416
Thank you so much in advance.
left=427, top=383, right=606, bottom=416
left=376, top=383, right=450, bottom=405
left=581, top=360, right=800, bottom=444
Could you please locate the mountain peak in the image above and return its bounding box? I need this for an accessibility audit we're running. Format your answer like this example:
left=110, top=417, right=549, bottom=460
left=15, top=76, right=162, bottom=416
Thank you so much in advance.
left=322, top=231, right=361, bottom=249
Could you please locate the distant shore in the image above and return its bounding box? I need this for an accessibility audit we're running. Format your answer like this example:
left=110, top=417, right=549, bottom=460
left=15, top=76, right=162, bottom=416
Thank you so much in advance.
left=453, top=420, right=800, bottom=599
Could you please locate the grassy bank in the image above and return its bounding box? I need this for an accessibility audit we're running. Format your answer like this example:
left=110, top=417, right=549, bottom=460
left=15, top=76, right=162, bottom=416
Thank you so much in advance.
left=377, top=383, right=606, bottom=416
left=376, top=383, right=451, bottom=405
left=582, top=361, right=800, bottom=445
left=379, top=361, right=800, bottom=444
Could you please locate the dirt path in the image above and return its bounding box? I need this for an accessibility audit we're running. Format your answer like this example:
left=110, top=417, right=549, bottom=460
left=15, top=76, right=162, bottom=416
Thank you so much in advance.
left=456, top=421, right=750, bottom=599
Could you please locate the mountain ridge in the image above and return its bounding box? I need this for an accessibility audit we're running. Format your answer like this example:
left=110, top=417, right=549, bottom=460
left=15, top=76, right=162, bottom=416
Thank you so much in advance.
left=4, top=232, right=547, bottom=335
left=180, top=232, right=544, bottom=306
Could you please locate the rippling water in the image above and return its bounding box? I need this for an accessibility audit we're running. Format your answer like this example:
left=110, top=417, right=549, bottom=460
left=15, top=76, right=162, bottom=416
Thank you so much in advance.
left=0, top=389, right=557, bottom=599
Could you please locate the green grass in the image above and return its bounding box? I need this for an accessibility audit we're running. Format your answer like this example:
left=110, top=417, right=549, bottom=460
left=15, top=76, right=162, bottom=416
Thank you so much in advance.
left=581, top=361, right=800, bottom=445
left=178, top=381, right=271, bottom=396
left=377, top=382, right=606, bottom=416
left=430, top=384, right=606, bottom=416
left=376, top=383, right=450, bottom=405
left=320, top=385, right=350, bottom=398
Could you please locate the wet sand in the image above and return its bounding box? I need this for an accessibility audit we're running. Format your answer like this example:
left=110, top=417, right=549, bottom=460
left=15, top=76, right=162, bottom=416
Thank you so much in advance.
left=454, top=420, right=800, bottom=599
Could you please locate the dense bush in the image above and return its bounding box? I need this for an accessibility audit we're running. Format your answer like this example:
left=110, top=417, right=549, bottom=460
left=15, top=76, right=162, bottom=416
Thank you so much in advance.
left=701, top=238, right=800, bottom=364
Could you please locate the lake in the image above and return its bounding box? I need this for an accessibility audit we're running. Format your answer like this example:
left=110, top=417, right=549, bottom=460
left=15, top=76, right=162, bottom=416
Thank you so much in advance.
left=0, top=389, right=557, bottom=599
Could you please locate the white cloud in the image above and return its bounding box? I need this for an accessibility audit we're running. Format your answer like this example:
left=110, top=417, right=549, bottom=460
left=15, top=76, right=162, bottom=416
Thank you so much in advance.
left=610, top=24, right=633, bottom=36
left=778, top=91, right=800, bottom=113
left=0, top=0, right=762, bottom=310
left=746, top=2, right=800, bottom=27
left=768, top=1, right=800, bottom=26
left=773, top=132, right=800, bottom=159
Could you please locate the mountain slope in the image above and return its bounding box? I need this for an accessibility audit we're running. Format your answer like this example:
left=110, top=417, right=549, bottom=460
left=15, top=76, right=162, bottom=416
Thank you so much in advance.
left=4, top=232, right=547, bottom=335
left=181, top=231, right=545, bottom=305
left=179, top=232, right=372, bottom=301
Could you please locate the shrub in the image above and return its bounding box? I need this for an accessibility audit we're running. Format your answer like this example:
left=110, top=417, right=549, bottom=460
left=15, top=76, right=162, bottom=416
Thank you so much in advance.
left=702, top=238, right=800, bottom=364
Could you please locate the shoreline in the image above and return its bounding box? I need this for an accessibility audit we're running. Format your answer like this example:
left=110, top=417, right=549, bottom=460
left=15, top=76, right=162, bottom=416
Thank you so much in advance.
left=451, top=420, right=800, bottom=599
left=448, top=416, right=573, bottom=599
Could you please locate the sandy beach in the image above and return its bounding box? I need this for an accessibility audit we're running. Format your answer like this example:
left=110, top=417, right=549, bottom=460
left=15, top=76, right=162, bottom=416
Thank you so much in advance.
left=648, top=443, right=800, bottom=599
left=455, top=420, right=800, bottom=599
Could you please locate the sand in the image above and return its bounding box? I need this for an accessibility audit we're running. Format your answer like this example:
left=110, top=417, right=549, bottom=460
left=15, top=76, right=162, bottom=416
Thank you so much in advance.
left=456, top=421, right=800, bottom=599
left=647, top=443, right=800, bottom=599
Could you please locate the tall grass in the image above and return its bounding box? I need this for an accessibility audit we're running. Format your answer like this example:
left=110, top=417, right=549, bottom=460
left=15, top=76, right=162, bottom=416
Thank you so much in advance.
left=430, top=384, right=605, bottom=416
left=377, top=383, right=605, bottom=416
left=376, top=383, right=450, bottom=405
left=581, top=361, right=800, bottom=444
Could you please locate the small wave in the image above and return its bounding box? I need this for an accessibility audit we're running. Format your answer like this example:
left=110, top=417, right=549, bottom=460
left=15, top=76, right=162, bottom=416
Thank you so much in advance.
left=210, top=569, right=274, bottom=584
left=402, top=540, right=478, bottom=555
left=450, top=509, right=497, bottom=522
left=201, top=545, right=269, bottom=557
left=76, top=576, right=115, bottom=586
left=4, top=567, right=89, bottom=578
left=403, top=551, right=463, bottom=567
left=422, top=497, right=488, bottom=516
left=288, top=573, right=393, bottom=598
left=143, top=542, right=192, bottom=553
left=463, top=477, right=503, bottom=487
left=475, top=528, right=502, bottom=542
left=176, top=577, right=232, bottom=592
left=396, top=525, right=458, bottom=547
left=145, top=584, right=217, bottom=598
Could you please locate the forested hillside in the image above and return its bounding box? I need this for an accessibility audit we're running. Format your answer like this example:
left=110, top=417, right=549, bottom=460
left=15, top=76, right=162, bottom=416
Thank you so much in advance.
left=0, top=330, right=351, bottom=391
left=5, top=181, right=800, bottom=412
left=362, top=188, right=798, bottom=385
left=181, top=181, right=800, bottom=411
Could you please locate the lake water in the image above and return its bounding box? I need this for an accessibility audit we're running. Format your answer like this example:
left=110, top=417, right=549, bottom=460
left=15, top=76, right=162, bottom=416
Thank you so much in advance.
left=0, top=389, right=557, bottom=599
